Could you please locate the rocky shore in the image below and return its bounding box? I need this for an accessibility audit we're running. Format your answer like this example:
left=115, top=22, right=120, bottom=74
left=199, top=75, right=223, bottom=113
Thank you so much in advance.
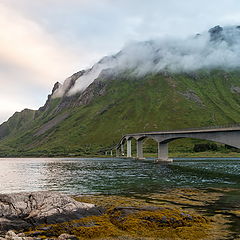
left=0, top=192, right=101, bottom=233
left=0, top=189, right=237, bottom=239
left=0, top=230, right=79, bottom=240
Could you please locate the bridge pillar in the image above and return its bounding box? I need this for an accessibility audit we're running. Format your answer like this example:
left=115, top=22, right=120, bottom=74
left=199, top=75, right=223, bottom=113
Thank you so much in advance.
left=121, top=144, right=125, bottom=156
left=116, top=148, right=120, bottom=157
left=136, top=139, right=144, bottom=159
left=157, top=142, right=172, bottom=162
left=127, top=139, right=132, bottom=158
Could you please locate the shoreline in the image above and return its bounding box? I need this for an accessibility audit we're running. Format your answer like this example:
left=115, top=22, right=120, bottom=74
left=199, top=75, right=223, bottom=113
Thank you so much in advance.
left=49, top=188, right=240, bottom=239
left=0, top=151, right=240, bottom=158
left=0, top=187, right=239, bottom=239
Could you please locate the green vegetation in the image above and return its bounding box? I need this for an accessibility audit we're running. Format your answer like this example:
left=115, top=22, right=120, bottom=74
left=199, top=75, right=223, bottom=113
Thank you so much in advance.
left=31, top=209, right=209, bottom=239
left=1, top=69, right=240, bottom=156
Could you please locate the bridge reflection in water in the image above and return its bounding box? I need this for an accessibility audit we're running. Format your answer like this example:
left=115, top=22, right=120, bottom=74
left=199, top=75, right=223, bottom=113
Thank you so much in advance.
left=114, top=126, right=240, bottom=162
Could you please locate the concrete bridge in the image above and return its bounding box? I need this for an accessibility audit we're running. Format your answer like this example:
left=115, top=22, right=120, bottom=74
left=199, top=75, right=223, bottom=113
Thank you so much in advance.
left=115, top=126, right=240, bottom=162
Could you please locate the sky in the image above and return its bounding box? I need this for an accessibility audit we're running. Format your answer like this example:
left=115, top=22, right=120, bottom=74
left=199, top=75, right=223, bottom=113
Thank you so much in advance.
left=1, top=0, right=240, bottom=124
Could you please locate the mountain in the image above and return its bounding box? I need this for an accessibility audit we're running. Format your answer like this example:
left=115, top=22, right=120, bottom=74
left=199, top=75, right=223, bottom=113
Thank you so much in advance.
left=1, top=25, right=240, bottom=157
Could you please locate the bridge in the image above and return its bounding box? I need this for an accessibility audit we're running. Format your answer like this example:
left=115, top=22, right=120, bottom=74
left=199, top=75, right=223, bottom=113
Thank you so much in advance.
left=115, top=125, right=240, bottom=162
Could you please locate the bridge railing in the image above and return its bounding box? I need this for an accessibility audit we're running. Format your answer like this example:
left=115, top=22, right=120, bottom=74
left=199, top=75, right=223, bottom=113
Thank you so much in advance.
left=160, top=123, right=240, bottom=133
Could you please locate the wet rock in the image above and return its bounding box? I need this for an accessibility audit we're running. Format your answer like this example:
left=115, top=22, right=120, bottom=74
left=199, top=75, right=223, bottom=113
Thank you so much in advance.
left=58, top=233, right=78, bottom=240
left=1, top=231, right=25, bottom=240
left=16, top=234, right=24, bottom=238
left=0, top=192, right=102, bottom=232
left=5, top=231, right=17, bottom=239
left=0, top=231, right=34, bottom=240
left=37, top=227, right=52, bottom=231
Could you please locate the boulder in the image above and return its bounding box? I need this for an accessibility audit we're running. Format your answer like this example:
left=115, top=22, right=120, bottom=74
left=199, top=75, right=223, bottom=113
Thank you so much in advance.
left=0, top=191, right=102, bottom=232
left=0, top=231, right=34, bottom=240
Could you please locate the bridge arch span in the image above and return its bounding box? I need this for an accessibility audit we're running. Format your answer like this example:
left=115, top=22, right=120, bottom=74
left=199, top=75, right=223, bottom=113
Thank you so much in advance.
left=152, top=131, right=240, bottom=149
left=116, top=128, right=240, bottom=161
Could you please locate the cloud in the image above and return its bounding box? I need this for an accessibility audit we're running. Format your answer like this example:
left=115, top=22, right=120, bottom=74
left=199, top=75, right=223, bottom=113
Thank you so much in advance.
left=55, top=25, right=240, bottom=97
left=0, top=3, right=82, bottom=87
left=0, top=2, right=102, bottom=123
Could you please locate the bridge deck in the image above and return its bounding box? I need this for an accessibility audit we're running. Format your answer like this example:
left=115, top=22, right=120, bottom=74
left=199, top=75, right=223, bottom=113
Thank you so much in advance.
left=113, top=125, right=240, bottom=161
left=125, top=126, right=240, bottom=137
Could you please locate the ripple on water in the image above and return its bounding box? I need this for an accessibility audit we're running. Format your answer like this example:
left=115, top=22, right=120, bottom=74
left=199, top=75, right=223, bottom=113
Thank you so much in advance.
left=0, top=157, right=240, bottom=194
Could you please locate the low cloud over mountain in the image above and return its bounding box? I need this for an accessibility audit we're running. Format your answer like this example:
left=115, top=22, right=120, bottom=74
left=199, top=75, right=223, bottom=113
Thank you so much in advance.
left=54, top=25, right=240, bottom=97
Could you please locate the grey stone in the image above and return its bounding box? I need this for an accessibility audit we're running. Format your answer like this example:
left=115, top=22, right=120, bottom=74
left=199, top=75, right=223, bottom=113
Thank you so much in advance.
left=231, top=85, right=240, bottom=94
left=181, top=90, right=203, bottom=105
left=58, top=233, right=78, bottom=240
left=38, top=227, right=51, bottom=231
left=5, top=231, right=17, bottom=239
left=0, top=191, right=102, bottom=233
left=10, top=237, right=23, bottom=240
left=16, top=234, right=25, bottom=238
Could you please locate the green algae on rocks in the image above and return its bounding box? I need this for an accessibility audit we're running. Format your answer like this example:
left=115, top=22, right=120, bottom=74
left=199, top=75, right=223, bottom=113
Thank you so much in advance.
left=27, top=189, right=233, bottom=240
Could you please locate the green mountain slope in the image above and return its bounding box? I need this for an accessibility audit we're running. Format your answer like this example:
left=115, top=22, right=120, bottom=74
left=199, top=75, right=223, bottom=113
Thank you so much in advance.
left=1, top=70, right=240, bottom=157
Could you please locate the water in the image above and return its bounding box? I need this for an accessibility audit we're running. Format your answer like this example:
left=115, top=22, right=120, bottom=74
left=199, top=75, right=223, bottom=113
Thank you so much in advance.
left=0, top=157, right=240, bottom=194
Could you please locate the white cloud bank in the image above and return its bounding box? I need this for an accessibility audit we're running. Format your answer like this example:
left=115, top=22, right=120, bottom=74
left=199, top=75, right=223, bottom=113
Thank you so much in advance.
left=54, top=25, right=240, bottom=97
left=0, top=3, right=80, bottom=87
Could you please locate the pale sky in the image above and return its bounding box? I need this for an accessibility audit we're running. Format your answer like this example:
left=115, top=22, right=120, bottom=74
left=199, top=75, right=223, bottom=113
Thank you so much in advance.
left=1, top=0, right=240, bottom=123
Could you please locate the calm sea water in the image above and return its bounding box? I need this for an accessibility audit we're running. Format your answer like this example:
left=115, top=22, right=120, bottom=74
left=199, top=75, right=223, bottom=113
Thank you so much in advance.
left=0, top=157, right=240, bottom=194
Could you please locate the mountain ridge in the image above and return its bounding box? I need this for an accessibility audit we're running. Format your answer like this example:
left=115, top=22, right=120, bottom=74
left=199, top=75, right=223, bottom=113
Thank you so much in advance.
left=1, top=25, right=240, bottom=156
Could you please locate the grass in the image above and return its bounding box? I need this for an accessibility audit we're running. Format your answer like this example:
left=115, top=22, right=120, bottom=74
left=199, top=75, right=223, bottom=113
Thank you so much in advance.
left=1, top=70, right=240, bottom=156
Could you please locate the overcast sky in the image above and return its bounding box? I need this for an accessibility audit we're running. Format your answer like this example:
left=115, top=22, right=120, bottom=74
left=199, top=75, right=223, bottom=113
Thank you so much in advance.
left=1, top=0, right=240, bottom=123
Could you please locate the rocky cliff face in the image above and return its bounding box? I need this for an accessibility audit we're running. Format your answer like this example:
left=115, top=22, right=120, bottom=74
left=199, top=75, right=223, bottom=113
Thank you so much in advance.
left=38, top=82, right=62, bottom=113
